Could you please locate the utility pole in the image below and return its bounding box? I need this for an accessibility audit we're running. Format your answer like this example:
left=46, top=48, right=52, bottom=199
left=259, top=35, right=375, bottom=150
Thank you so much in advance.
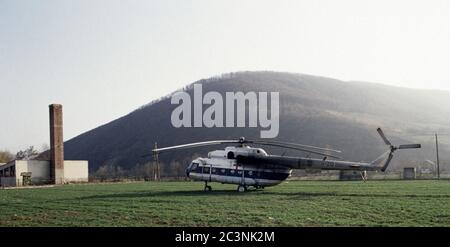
left=435, top=134, right=440, bottom=180
left=153, top=142, right=160, bottom=181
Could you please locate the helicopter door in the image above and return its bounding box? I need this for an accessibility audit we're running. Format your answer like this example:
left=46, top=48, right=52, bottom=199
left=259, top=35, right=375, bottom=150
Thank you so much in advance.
left=202, top=163, right=212, bottom=182
left=208, top=163, right=212, bottom=182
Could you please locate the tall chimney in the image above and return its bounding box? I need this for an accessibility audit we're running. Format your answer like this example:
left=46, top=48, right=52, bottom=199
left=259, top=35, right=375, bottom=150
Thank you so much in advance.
left=49, top=104, right=64, bottom=184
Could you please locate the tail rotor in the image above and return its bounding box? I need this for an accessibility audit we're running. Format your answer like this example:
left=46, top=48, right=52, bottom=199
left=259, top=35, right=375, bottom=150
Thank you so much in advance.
left=375, top=128, right=421, bottom=171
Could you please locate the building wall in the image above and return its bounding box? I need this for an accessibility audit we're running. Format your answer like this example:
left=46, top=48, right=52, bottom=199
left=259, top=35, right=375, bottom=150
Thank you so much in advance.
left=0, top=161, right=18, bottom=187
left=0, top=177, right=18, bottom=187
left=1, top=160, right=88, bottom=187
left=22, top=160, right=51, bottom=185
left=64, top=160, right=88, bottom=183
left=26, top=161, right=51, bottom=181
left=12, top=160, right=50, bottom=186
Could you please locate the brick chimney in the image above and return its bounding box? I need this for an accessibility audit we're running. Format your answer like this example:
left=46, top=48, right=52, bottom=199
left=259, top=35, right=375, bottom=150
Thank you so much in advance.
left=49, top=104, right=64, bottom=184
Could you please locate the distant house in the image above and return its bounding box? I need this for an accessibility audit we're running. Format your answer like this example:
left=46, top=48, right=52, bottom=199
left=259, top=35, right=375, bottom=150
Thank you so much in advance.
left=339, top=170, right=365, bottom=181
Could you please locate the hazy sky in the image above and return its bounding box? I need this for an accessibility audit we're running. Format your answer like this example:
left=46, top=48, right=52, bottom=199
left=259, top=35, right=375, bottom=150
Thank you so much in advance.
left=1, top=0, right=450, bottom=152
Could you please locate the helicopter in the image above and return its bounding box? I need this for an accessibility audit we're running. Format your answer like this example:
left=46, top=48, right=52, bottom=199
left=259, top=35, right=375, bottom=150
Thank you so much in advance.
left=151, top=128, right=421, bottom=192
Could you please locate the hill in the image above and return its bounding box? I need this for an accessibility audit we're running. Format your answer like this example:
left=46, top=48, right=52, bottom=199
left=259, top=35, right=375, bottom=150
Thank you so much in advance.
left=64, top=71, right=450, bottom=174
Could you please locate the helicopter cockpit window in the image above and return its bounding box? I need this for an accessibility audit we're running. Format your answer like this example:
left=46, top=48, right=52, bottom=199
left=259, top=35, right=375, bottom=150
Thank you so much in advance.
left=227, top=151, right=235, bottom=159
left=190, top=162, right=199, bottom=171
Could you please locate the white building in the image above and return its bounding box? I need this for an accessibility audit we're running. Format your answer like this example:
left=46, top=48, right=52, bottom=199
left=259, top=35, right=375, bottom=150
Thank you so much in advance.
left=0, top=104, right=90, bottom=187
left=0, top=160, right=88, bottom=187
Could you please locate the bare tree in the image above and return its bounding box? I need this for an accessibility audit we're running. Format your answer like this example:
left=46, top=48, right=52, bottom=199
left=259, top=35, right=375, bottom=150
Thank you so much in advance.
left=16, top=146, right=39, bottom=160
left=0, top=150, right=14, bottom=163
left=92, top=163, right=127, bottom=181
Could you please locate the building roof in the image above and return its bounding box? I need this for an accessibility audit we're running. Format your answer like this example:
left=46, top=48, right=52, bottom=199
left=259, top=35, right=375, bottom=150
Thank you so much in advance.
left=0, top=160, right=16, bottom=168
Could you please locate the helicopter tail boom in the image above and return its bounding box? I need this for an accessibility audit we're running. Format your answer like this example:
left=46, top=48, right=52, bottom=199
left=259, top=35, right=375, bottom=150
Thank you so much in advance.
left=235, top=128, right=421, bottom=172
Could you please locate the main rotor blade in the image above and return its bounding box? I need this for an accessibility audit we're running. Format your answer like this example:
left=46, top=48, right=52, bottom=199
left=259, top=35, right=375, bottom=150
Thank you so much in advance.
left=251, top=140, right=341, bottom=153
left=248, top=141, right=342, bottom=159
left=377, top=128, right=392, bottom=146
left=398, top=144, right=421, bottom=149
left=152, top=140, right=240, bottom=153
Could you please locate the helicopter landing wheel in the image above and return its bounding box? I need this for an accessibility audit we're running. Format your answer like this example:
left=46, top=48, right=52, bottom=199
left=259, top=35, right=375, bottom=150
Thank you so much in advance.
left=237, top=185, right=247, bottom=192
left=204, top=182, right=212, bottom=192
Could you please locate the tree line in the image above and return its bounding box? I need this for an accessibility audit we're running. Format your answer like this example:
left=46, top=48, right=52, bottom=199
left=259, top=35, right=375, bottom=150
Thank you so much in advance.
left=90, top=161, right=187, bottom=182
left=0, top=145, right=47, bottom=163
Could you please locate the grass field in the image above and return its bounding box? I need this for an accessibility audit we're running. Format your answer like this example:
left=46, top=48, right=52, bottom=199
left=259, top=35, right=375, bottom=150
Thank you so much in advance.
left=0, top=180, right=449, bottom=227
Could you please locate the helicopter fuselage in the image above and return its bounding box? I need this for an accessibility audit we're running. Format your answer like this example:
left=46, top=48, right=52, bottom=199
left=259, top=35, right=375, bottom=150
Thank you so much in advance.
left=186, top=146, right=291, bottom=187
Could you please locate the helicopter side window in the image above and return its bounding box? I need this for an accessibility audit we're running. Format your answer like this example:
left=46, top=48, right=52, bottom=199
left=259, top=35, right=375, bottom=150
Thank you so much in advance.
left=227, top=151, right=235, bottom=159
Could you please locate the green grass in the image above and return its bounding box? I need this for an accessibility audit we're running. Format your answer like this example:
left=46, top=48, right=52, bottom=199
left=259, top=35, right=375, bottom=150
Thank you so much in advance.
left=0, top=180, right=449, bottom=226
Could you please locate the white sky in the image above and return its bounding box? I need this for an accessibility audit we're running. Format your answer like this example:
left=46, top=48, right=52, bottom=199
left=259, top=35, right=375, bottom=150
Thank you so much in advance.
left=1, top=0, right=450, bottom=152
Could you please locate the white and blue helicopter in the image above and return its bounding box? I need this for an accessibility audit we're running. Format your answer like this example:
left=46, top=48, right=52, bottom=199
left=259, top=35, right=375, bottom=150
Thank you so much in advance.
left=152, top=128, right=420, bottom=192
